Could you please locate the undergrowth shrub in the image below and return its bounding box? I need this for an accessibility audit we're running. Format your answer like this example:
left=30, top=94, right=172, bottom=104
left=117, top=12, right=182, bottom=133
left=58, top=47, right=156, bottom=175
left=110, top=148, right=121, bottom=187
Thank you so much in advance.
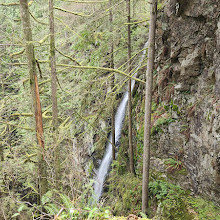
left=149, top=180, right=192, bottom=219
left=13, top=189, right=112, bottom=219
left=106, top=162, right=142, bottom=216
left=188, top=197, right=220, bottom=220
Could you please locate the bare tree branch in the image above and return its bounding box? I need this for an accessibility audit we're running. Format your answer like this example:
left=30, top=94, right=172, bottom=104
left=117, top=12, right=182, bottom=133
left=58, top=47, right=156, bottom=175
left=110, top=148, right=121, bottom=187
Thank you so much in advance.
left=54, top=7, right=93, bottom=17
left=56, top=64, right=146, bottom=83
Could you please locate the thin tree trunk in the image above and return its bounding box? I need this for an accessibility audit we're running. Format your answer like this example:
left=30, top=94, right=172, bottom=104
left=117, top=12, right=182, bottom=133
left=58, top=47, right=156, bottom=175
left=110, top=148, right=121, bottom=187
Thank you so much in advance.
left=142, top=0, right=157, bottom=213
left=132, top=0, right=136, bottom=18
left=0, top=145, right=3, bottom=161
left=19, top=0, right=48, bottom=201
left=127, top=0, right=135, bottom=175
left=49, top=0, right=60, bottom=189
left=109, top=0, right=115, bottom=160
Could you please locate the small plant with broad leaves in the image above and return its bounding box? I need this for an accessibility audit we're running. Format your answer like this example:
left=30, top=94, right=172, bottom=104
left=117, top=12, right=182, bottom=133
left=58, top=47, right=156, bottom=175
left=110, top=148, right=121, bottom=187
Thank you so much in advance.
left=149, top=180, right=193, bottom=219
left=164, top=158, right=184, bottom=173
left=41, top=190, right=112, bottom=219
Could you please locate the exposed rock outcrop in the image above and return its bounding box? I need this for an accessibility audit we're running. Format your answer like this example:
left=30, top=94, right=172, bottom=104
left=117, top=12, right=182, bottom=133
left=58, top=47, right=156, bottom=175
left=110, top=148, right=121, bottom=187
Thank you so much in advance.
left=153, top=0, right=220, bottom=205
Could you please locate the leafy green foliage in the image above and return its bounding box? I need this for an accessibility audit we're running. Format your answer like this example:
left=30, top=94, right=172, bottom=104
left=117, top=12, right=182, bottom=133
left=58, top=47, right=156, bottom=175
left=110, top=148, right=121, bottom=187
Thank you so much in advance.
left=2, top=0, right=219, bottom=220
left=106, top=163, right=142, bottom=216
left=188, top=197, right=220, bottom=220
left=149, top=180, right=192, bottom=219
left=164, top=99, right=181, bottom=115
left=164, top=158, right=184, bottom=173
left=41, top=191, right=112, bottom=219
left=151, top=117, right=176, bottom=134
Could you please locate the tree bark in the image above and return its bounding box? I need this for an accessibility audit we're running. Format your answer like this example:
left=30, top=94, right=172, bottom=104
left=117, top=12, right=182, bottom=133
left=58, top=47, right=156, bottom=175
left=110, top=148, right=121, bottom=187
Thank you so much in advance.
left=109, top=0, right=115, bottom=161
left=19, top=0, right=48, bottom=201
left=127, top=0, right=135, bottom=175
left=142, top=0, right=157, bottom=214
left=0, top=145, right=3, bottom=161
left=49, top=0, right=60, bottom=189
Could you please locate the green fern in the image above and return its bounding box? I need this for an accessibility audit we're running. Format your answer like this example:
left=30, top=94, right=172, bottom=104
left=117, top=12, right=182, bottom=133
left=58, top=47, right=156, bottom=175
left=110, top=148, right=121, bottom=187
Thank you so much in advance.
left=41, top=190, right=53, bottom=205
left=59, top=193, right=74, bottom=210
left=44, top=203, right=60, bottom=215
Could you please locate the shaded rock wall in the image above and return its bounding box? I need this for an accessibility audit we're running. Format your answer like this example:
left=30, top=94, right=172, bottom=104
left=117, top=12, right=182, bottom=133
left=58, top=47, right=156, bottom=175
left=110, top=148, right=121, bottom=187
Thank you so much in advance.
left=153, top=0, right=220, bottom=204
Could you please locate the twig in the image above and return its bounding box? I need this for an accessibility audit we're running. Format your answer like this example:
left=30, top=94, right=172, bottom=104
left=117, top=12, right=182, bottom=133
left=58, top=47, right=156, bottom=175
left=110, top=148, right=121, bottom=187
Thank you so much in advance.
left=61, top=0, right=108, bottom=3
left=54, top=7, right=93, bottom=17
left=0, top=3, right=19, bottom=6
left=0, top=207, right=7, bottom=220
left=10, top=48, right=25, bottom=57
left=36, top=59, right=43, bottom=79
left=55, top=16, right=83, bottom=40
left=124, top=19, right=149, bottom=25
left=54, top=207, right=64, bottom=220
left=29, top=10, right=48, bottom=25
left=0, top=121, right=34, bottom=131
left=55, top=48, right=81, bottom=66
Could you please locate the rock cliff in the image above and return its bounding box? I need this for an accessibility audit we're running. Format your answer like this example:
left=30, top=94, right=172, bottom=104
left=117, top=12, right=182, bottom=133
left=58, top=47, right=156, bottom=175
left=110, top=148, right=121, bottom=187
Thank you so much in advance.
left=153, top=0, right=220, bottom=204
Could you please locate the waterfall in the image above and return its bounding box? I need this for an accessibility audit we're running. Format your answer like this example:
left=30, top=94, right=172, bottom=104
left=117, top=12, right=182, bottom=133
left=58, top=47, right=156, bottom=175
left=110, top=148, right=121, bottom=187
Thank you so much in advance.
left=93, top=41, right=148, bottom=202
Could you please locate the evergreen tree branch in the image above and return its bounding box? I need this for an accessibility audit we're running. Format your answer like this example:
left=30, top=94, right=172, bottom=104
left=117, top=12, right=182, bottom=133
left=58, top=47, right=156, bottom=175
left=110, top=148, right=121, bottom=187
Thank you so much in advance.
left=38, top=35, right=50, bottom=44
left=12, top=60, right=49, bottom=65
left=55, top=75, right=113, bottom=146
left=118, top=47, right=148, bottom=71
left=39, top=79, right=51, bottom=86
left=56, top=64, right=145, bottom=83
left=36, top=59, right=43, bottom=79
left=124, top=19, right=149, bottom=25
left=10, top=48, right=25, bottom=57
left=55, top=16, right=83, bottom=40
left=29, top=10, right=48, bottom=25
left=60, top=0, right=108, bottom=3
left=0, top=121, right=34, bottom=131
left=55, top=48, right=81, bottom=66
left=0, top=3, right=19, bottom=6
left=54, top=7, right=93, bottom=17
left=105, top=0, right=124, bottom=12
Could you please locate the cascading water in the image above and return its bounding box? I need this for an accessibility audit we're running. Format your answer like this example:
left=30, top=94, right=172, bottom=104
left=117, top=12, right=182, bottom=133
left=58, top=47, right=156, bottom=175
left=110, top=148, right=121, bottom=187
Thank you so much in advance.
left=93, top=41, right=148, bottom=202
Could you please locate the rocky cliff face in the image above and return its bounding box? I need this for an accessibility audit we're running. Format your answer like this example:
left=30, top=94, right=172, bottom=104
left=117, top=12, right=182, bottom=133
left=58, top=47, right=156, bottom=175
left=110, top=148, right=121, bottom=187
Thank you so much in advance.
left=153, top=0, right=220, bottom=204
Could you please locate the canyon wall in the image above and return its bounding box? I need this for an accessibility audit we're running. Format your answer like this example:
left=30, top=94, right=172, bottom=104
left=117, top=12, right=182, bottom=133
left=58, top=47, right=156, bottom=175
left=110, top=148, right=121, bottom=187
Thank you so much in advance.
left=152, top=0, right=220, bottom=204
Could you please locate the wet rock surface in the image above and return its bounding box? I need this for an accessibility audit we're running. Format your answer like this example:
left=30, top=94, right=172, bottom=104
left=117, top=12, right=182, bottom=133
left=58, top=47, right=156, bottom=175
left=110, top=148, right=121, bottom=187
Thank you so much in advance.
left=152, top=0, right=220, bottom=205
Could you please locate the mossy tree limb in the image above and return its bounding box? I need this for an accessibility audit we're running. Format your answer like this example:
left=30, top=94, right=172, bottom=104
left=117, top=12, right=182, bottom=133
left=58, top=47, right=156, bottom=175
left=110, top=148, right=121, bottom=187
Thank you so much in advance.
left=54, top=6, right=93, bottom=17
left=56, top=64, right=145, bottom=84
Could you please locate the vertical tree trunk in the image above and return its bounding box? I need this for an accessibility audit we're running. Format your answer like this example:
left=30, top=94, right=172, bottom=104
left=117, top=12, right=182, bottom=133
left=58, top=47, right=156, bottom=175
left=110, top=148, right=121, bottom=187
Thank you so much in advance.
left=0, top=145, right=3, bottom=161
left=109, top=0, right=115, bottom=161
left=49, top=0, right=60, bottom=189
left=132, top=0, right=136, bottom=18
left=127, top=0, right=135, bottom=175
left=19, top=0, right=48, bottom=201
left=142, top=0, right=157, bottom=214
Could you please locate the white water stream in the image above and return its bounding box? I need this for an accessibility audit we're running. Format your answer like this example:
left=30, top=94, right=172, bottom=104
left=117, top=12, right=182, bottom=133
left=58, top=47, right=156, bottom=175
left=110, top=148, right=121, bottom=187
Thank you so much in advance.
left=93, top=41, right=148, bottom=202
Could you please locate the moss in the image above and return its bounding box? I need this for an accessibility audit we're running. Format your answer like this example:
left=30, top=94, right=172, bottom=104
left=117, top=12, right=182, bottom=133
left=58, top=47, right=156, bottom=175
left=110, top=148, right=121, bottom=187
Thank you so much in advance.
left=149, top=180, right=193, bottom=219
left=151, top=117, right=176, bottom=135
left=105, top=171, right=142, bottom=216
left=188, top=197, right=220, bottom=220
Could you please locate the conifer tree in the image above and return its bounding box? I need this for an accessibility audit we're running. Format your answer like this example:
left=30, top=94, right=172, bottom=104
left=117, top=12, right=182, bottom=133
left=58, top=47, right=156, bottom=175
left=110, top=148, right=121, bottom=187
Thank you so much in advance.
left=49, top=0, right=60, bottom=189
left=19, top=0, right=48, bottom=201
left=109, top=0, right=116, bottom=160
left=127, top=0, right=135, bottom=175
left=142, top=0, right=157, bottom=213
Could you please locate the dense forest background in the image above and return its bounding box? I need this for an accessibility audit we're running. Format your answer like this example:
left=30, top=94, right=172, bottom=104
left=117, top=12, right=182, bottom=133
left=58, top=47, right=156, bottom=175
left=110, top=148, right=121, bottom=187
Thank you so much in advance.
left=0, top=0, right=220, bottom=219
